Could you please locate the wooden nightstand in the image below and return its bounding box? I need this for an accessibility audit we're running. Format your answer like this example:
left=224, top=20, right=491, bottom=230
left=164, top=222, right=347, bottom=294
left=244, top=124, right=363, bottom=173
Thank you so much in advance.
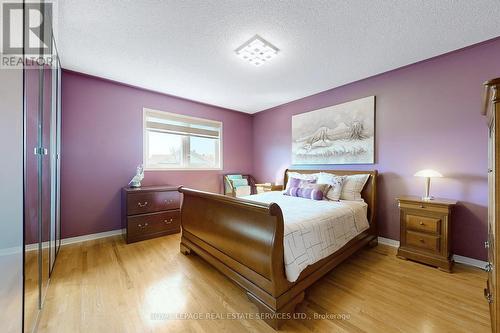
left=255, top=183, right=283, bottom=193
left=122, top=185, right=181, bottom=243
left=396, top=196, right=457, bottom=272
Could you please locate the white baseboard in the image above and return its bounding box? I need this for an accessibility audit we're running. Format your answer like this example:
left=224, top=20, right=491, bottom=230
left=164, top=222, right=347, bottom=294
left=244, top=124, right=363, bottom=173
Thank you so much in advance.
left=377, top=236, right=487, bottom=270
left=453, top=255, right=488, bottom=270
left=377, top=236, right=400, bottom=247
left=24, top=229, right=124, bottom=252
left=61, top=229, right=124, bottom=246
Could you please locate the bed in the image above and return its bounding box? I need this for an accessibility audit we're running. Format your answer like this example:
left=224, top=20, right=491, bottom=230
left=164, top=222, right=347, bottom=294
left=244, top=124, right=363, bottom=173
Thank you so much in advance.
left=179, top=169, right=377, bottom=329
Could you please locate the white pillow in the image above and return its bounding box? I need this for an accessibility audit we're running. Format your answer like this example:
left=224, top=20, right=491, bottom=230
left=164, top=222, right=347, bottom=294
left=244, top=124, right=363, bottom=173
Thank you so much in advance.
left=339, top=174, right=370, bottom=201
left=316, top=173, right=346, bottom=201
left=285, top=172, right=319, bottom=190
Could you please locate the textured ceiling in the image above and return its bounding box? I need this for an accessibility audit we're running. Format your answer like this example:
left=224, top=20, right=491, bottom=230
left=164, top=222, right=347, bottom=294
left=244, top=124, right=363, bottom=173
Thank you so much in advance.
left=58, top=0, right=500, bottom=113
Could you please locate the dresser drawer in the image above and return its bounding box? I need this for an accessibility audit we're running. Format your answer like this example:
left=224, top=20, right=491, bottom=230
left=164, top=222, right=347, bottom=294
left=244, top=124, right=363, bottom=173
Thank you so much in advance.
left=400, top=202, right=450, bottom=214
left=127, top=191, right=180, bottom=215
left=406, top=215, right=441, bottom=234
left=127, top=210, right=180, bottom=239
left=406, top=231, right=440, bottom=252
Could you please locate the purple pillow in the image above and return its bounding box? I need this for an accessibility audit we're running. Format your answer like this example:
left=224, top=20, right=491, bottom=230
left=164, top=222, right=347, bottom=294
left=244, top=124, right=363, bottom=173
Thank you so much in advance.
left=284, top=178, right=330, bottom=200
left=285, top=177, right=315, bottom=189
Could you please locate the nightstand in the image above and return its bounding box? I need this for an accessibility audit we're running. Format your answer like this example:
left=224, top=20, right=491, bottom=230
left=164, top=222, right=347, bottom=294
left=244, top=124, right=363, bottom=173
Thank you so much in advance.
left=255, top=183, right=283, bottom=193
left=396, top=196, right=457, bottom=272
left=122, top=185, right=181, bottom=243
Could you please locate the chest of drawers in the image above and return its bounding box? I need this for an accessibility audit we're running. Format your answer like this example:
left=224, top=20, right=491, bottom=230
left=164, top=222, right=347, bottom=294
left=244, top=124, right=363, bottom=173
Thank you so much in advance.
left=396, top=196, right=456, bottom=272
left=122, top=185, right=181, bottom=243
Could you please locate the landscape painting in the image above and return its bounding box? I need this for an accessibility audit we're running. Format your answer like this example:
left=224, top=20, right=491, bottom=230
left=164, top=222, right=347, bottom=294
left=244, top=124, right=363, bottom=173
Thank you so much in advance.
left=292, top=96, right=375, bottom=165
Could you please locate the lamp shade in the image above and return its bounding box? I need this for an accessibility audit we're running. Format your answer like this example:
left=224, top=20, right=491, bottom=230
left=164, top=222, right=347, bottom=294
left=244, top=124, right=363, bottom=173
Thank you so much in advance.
left=414, top=169, right=443, bottom=178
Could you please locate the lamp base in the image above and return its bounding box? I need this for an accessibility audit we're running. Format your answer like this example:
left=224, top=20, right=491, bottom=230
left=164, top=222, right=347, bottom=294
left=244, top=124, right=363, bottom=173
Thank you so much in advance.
left=421, top=196, right=434, bottom=201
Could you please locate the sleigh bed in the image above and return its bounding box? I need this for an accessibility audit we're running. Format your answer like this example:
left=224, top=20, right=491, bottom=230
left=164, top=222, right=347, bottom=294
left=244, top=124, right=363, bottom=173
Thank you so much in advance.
left=179, top=169, right=378, bottom=329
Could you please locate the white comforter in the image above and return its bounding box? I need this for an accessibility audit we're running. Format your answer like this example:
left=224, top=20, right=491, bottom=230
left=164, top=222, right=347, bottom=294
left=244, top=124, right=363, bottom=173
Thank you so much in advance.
left=244, top=192, right=370, bottom=282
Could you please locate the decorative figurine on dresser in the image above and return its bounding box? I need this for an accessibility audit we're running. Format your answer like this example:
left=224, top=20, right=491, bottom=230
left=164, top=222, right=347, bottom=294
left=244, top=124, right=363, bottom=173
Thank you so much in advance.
left=396, top=196, right=457, bottom=272
left=128, top=165, right=145, bottom=188
left=122, top=185, right=181, bottom=243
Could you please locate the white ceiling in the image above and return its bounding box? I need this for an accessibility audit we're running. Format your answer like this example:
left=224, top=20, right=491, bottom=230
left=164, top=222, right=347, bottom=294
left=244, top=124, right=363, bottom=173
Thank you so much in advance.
left=58, top=0, right=500, bottom=114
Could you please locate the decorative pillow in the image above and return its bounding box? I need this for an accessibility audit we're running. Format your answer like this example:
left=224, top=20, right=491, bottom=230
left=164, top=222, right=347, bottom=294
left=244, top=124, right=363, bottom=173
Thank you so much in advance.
left=284, top=182, right=330, bottom=201
left=316, top=173, right=346, bottom=201
left=339, top=174, right=370, bottom=201
left=285, top=177, right=316, bottom=190
left=230, top=178, right=248, bottom=187
left=285, top=172, right=319, bottom=190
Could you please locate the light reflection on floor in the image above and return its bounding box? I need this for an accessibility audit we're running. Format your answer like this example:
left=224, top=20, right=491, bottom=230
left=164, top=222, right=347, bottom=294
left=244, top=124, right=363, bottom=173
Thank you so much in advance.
left=143, top=273, right=187, bottom=328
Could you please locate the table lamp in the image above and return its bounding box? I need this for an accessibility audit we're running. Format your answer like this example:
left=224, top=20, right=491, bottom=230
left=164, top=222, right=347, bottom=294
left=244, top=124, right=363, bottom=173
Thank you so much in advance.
left=414, top=169, right=442, bottom=200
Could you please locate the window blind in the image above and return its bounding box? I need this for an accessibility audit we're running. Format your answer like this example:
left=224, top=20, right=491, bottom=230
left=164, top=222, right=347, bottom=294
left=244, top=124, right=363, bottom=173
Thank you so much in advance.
left=145, top=110, right=221, bottom=139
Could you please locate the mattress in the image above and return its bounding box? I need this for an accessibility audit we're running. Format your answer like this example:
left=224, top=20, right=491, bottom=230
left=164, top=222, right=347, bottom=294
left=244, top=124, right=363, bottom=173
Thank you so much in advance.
left=244, top=191, right=370, bottom=282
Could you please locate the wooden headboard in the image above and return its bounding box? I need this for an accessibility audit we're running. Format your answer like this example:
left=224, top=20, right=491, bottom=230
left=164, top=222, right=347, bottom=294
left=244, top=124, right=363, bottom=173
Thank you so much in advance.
left=283, top=169, right=378, bottom=232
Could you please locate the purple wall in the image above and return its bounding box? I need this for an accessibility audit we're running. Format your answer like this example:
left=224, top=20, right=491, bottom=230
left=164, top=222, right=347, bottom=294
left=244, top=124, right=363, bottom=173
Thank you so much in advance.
left=253, top=38, right=500, bottom=261
left=61, top=70, right=253, bottom=238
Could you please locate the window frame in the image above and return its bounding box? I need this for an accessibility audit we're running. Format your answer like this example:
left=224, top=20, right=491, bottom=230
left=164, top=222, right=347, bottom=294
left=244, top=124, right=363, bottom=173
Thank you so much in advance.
left=143, top=108, right=223, bottom=171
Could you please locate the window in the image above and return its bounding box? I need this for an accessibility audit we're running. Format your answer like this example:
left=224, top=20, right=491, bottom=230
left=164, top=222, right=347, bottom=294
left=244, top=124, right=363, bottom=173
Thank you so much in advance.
left=143, top=108, right=222, bottom=170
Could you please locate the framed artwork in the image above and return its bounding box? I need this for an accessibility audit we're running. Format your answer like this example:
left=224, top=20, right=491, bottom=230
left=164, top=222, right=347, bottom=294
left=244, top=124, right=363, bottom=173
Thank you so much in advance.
left=292, top=96, right=375, bottom=165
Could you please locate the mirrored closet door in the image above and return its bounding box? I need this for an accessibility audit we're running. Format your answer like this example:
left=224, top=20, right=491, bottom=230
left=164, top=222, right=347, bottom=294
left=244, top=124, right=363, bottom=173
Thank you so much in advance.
left=23, top=31, right=62, bottom=333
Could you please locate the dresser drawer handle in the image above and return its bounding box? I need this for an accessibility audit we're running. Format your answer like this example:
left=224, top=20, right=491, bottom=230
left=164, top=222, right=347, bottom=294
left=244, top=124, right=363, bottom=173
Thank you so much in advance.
left=137, top=201, right=148, bottom=208
left=164, top=218, right=174, bottom=224
left=138, top=223, right=149, bottom=229
left=484, top=288, right=493, bottom=304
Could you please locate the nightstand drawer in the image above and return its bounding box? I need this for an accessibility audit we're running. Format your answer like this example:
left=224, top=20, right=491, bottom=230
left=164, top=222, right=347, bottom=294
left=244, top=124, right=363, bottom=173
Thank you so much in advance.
left=406, top=215, right=441, bottom=234
left=128, top=210, right=180, bottom=238
left=399, top=202, right=450, bottom=214
left=127, top=191, right=180, bottom=215
left=406, top=231, right=440, bottom=252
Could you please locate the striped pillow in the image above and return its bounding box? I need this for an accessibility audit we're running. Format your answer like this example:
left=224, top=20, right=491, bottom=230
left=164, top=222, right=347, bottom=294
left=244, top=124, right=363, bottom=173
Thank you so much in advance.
left=284, top=179, right=330, bottom=200
left=339, top=174, right=370, bottom=201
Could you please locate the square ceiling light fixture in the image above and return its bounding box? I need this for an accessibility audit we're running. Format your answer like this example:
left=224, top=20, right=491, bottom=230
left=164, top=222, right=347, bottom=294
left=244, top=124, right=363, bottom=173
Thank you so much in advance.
left=235, top=35, right=279, bottom=67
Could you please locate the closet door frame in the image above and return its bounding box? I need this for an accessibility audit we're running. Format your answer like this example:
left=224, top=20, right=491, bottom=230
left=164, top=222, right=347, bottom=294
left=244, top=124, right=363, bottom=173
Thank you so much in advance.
left=49, top=35, right=62, bottom=275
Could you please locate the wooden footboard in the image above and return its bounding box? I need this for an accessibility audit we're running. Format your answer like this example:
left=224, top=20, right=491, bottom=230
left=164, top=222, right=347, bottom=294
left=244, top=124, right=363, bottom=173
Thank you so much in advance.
left=179, top=170, right=377, bottom=329
left=179, top=189, right=290, bottom=302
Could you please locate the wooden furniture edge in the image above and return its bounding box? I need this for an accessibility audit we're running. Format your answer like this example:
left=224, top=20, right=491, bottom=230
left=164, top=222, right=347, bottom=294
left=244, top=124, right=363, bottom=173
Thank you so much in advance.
left=484, top=77, right=500, bottom=332
left=122, top=185, right=182, bottom=193
left=483, top=78, right=500, bottom=116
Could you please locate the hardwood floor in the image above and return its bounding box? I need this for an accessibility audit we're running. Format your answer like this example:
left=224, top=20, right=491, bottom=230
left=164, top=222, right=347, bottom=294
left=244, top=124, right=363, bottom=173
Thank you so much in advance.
left=37, top=234, right=490, bottom=333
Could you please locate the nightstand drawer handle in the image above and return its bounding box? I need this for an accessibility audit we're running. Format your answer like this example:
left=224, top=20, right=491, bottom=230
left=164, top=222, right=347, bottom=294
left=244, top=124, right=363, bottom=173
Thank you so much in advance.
left=138, top=223, right=149, bottom=229
left=419, top=239, right=425, bottom=243
left=419, top=221, right=425, bottom=226
left=164, top=218, right=174, bottom=224
left=137, top=201, right=148, bottom=207
left=485, top=263, right=493, bottom=272
left=419, top=205, right=424, bottom=208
